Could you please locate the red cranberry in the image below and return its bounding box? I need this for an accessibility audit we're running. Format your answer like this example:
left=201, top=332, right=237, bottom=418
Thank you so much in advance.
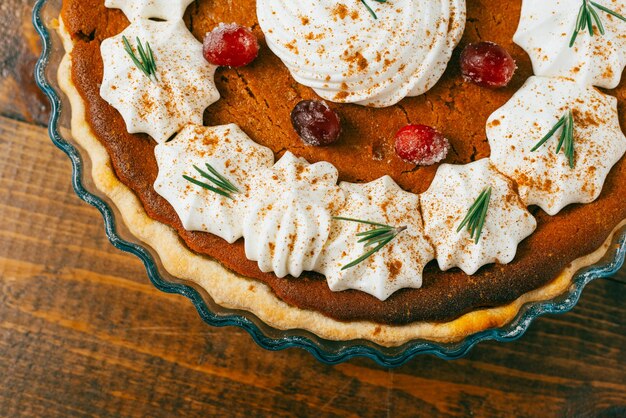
left=394, top=125, right=450, bottom=166
left=460, top=41, right=516, bottom=89
left=203, top=23, right=259, bottom=67
left=291, top=100, right=342, bottom=146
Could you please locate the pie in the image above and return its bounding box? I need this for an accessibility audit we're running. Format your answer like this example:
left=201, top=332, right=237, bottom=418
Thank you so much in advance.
left=56, top=0, right=626, bottom=346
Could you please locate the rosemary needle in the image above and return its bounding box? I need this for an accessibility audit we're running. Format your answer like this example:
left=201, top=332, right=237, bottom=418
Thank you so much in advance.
left=183, top=163, right=240, bottom=199
left=570, top=0, right=626, bottom=47
left=123, top=36, right=159, bottom=82
left=333, top=217, right=407, bottom=270
left=360, top=0, right=387, bottom=19
left=532, top=110, right=576, bottom=168
left=457, top=187, right=492, bottom=243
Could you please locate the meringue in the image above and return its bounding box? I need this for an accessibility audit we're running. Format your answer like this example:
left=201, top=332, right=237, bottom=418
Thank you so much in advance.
left=105, top=0, right=194, bottom=21
left=421, top=159, right=537, bottom=275
left=257, top=0, right=466, bottom=107
left=514, top=0, right=626, bottom=89
left=100, top=19, right=219, bottom=143
left=242, top=152, right=345, bottom=278
left=316, top=176, right=435, bottom=301
left=154, top=124, right=274, bottom=243
left=487, top=76, right=626, bottom=215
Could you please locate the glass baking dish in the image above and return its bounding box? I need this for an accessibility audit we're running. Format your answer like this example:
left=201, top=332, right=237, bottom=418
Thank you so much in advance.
left=33, top=0, right=626, bottom=366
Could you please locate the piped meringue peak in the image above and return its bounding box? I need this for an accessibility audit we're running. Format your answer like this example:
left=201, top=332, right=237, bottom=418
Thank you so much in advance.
left=421, top=159, right=537, bottom=275
left=100, top=19, right=220, bottom=143
left=154, top=124, right=274, bottom=243
left=105, top=0, right=194, bottom=21
left=316, top=177, right=435, bottom=301
left=514, top=0, right=626, bottom=89
left=242, top=153, right=346, bottom=279
left=487, top=76, right=626, bottom=216
left=257, top=0, right=466, bottom=107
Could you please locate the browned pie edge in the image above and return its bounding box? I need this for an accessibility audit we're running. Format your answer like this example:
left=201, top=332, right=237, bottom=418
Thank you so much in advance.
left=57, top=19, right=626, bottom=346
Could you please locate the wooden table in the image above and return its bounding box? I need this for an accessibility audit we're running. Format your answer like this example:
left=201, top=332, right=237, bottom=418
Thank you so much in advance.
left=1, top=2, right=625, bottom=416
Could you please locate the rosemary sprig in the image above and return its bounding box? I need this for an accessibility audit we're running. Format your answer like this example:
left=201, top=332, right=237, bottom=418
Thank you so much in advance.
left=531, top=109, right=576, bottom=168
left=333, top=217, right=407, bottom=270
left=123, top=36, right=158, bottom=82
left=457, top=187, right=492, bottom=243
left=360, top=0, right=387, bottom=19
left=570, top=0, right=626, bottom=47
left=183, top=163, right=240, bottom=199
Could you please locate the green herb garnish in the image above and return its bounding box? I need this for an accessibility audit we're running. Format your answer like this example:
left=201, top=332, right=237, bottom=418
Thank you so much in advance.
left=531, top=110, right=576, bottom=168
left=183, top=163, right=240, bottom=199
left=361, top=0, right=387, bottom=19
left=457, top=187, right=492, bottom=243
left=570, top=0, right=626, bottom=47
left=123, top=36, right=158, bottom=82
left=333, top=217, right=407, bottom=270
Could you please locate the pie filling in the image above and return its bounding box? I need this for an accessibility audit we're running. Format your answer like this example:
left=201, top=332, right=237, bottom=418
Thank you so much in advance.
left=60, top=0, right=626, bottom=326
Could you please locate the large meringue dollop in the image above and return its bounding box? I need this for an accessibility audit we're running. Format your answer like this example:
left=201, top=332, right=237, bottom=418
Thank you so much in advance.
left=487, top=76, right=626, bottom=215
left=154, top=124, right=274, bottom=243
left=100, top=19, right=220, bottom=143
left=105, top=0, right=194, bottom=21
left=315, top=176, right=435, bottom=301
left=514, top=0, right=626, bottom=88
left=257, top=0, right=466, bottom=107
left=242, top=152, right=345, bottom=278
left=421, top=159, right=537, bottom=275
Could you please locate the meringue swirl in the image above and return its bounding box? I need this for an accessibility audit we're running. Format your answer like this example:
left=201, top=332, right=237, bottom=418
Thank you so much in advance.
left=257, top=0, right=466, bottom=107
left=242, top=152, right=345, bottom=278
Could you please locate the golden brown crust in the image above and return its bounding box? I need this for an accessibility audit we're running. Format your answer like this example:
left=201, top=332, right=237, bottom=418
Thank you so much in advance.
left=58, top=18, right=626, bottom=345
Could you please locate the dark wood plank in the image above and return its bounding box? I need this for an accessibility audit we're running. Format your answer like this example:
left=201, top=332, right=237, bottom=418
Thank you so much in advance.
left=0, top=0, right=50, bottom=126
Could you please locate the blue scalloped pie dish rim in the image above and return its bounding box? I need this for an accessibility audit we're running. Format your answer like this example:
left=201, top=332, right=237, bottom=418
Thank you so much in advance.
left=33, top=0, right=626, bottom=366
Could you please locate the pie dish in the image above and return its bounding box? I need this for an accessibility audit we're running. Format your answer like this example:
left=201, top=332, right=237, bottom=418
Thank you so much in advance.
left=34, top=0, right=626, bottom=364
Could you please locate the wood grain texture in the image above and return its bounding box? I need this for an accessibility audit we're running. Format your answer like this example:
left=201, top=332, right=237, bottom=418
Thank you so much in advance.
left=0, top=1, right=625, bottom=416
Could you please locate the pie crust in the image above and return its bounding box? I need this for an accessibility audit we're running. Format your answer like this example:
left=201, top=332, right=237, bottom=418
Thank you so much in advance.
left=57, top=19, right=625, bottom=347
